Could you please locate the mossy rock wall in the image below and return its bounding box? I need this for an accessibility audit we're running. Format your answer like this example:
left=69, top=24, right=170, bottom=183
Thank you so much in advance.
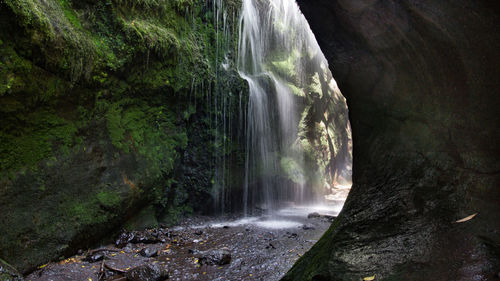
left=0, top=0, right=245, bottom=273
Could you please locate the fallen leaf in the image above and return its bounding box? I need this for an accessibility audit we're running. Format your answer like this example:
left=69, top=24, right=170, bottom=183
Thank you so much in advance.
left=38, top=264, right=48, bottom=269
left=363, top=275, right=376, bottom=281
left=455, top=213, right=477, bottom=223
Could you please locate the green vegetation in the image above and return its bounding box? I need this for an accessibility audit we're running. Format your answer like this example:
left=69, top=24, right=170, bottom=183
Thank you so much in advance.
left=0, top=0, right=241, bottom=176
left=283, top=218, right=342, bottom=280
left=0, top=0, right=246, bottom=272
left=97, top=190, right=121, bottom=208
left=280, top=157, right=306, bottom=185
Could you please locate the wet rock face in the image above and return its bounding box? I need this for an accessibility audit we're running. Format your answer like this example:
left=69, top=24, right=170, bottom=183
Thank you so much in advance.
left=189, top=247, right=232, bottom=266
left=285, top=1, right=500, bottom=280
left=0, top=0, right=246, bottom=274
left=125, top=264, right=168, bottom=281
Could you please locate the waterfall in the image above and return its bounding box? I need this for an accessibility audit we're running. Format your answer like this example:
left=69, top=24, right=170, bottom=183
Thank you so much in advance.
left=238, top=0, right=351, bottom=215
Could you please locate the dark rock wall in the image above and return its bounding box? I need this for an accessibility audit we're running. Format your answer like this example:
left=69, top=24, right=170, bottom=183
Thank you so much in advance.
left=285, top=1, right=500, bottom=280
left=0, top=0, right=246, bottom=273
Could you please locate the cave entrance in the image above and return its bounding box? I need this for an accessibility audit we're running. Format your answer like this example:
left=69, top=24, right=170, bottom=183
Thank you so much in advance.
left=235, top=0, right=352, bottom=219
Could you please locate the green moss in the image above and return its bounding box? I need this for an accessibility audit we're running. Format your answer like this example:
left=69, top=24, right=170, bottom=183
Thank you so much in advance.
left=97, top=191, right=121, bottom=208
left=268, top=50, right=300, bottom=80
left=66, top=201, right=108, bottom=225
left=105, top=104, right=127, bottom=152
left=283, top=218, right=342, bottom=280
left=5, top=0, right=96, bottom=82
left=280, top=157, right=306, bottom=184
left=0, top=109, right=78, bottom=174
left=63, top=189, right=125, bottom=226
left=0, top=0, right=246, bottom=272
left=3, top=0, right=54, bottom=37
left=285, top=82, right=305, bottom=97
left=104, top=101, right=188, bottom=176
left=57, top=0, right=82, bottom=30
left=121, top=18, right=180, bottom=56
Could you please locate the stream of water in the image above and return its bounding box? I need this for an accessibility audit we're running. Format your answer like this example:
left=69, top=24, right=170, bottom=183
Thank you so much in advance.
left=238, top=0, right=351, bottom=215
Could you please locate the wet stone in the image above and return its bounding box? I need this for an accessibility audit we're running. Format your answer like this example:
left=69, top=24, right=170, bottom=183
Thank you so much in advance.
left=26, top=211, right=335, bottom=281
left=307, top=212, right=336, bottom=222
left=116, top=229, right=162, bottom=247
left=140, top=247, right=158, bottom=258
left=323, top=215, right=337, bottom=222
left=190, top=247, right=232, bottom=265
left=307, top=212, right=321, bottom=219
left=123, top=243, right=135, bottom=251
left=266, top=243, right=276, bottom=249
left=83, top=253, right=104, bottom=263
left=132, top=231, right=158, bottom=244
left=125, top=264, right=168, bottom=281
left=115, top=230, right=135, bottom=248
left=302, top=224, right=315, bottom=230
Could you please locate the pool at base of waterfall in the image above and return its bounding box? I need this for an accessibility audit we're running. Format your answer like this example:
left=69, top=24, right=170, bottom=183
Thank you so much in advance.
left=26, top=204, right=342, bottom=281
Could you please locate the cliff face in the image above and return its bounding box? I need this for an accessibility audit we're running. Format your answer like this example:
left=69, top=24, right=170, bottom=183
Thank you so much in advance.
left=0, top=0, right=247, bottom=272
left=285, top=1, right=500, bottom=280
left=0, top=0, right=348, bottom=273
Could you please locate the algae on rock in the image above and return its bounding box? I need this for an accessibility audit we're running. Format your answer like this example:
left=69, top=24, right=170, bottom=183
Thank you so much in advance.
left=0, top=0, right=246, bottom=273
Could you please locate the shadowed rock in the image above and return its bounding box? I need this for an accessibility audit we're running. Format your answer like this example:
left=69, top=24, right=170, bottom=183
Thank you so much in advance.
left=189, top=247, right=232, bottom=266
left=125, top=264, right=168, bottom=281
left=284, top=1, right=500, bottom=280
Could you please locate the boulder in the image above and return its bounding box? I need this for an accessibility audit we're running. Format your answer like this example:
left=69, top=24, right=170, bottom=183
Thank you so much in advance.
left=307, top=212, right=320, bottom=219
left=190, top=247, right=231, bottom=266
left=125, top=264, right=168, bottom=281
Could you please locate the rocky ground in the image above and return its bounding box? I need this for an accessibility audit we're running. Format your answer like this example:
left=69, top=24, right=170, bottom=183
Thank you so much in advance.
left=25, top=206, right=338, bottom=281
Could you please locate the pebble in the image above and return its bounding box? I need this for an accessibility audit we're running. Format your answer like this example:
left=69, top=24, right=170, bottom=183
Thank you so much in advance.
left=83, top=253, right=104, bottom=263
left=140, top=247, right=158, bottom=258
left=302, top=224, right=315, bottom=230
